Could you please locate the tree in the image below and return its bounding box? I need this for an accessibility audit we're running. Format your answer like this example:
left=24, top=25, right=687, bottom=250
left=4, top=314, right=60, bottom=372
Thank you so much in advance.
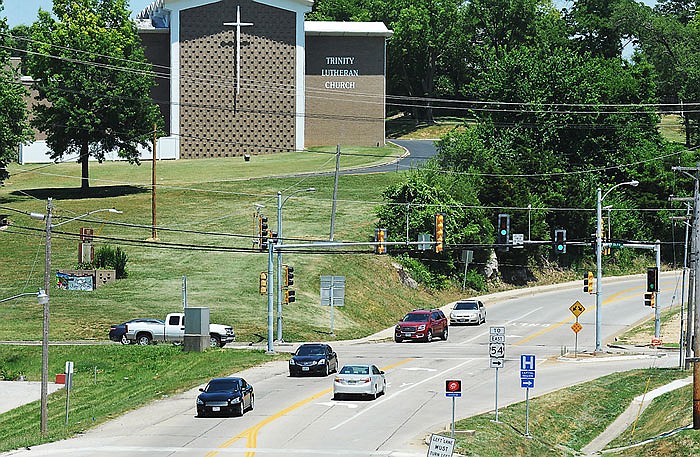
left=0, top=0, right=33, bottom=183
left=564, top=0, right=638, bottom=58
left=27, top=0, right=162, bottom=191
left=631, top=2, right=700, bottom=148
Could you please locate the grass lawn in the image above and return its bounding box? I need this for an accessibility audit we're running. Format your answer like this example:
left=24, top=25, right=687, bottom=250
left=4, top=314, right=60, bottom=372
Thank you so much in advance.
left=452, top=368, right=695, bottom=456
left=0, top=345, right=287, bottom=453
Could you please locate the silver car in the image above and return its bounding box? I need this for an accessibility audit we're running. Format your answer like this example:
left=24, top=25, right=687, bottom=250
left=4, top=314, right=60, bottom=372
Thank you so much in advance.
left=333, top=364, right=386, bottom=400
left=449, top=300, right=486, bottom=325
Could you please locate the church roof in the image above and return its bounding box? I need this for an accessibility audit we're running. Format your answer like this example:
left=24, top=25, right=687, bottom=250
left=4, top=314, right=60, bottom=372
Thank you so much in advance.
left=304, top=21, right=393, bottom=37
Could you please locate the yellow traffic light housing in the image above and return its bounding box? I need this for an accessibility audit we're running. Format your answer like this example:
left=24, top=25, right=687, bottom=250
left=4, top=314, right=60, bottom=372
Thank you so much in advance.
left=434, top=213, right=445, bottom=253
left=259, top=272, right=268, bottom=295
left=375, top=228, right=387, bottom=254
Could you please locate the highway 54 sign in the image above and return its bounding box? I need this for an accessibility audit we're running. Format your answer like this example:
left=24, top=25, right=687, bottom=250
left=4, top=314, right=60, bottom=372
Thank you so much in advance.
left=489, top=342, right=505, bottom=358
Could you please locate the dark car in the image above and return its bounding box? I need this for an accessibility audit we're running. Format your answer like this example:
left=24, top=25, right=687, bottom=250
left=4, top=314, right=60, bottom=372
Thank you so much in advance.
left=108, top=318, right=164, bottom=344
left=196, top=377, right=254, bottom=417
left=394, top=309, right=448, bottom=343
left=289, top=343, right=339, bottom=377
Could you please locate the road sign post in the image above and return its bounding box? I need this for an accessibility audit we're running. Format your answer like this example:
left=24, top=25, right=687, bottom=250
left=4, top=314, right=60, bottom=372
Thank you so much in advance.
left=445, top=380, right=461, bottom=438
left=489, top=326, right=506, bottom=422
left=520, top=355, right=536, bottom=437
left=569, top=301, right=585, bottom=358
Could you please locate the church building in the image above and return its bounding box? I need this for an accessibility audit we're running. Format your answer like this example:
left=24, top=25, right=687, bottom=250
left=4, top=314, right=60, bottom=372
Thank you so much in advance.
left=135, top=0, right=392, bottom=159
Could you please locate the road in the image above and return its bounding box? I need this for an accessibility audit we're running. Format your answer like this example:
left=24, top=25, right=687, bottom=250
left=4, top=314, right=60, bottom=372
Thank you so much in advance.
left=4, top=274, right=680, bottom=457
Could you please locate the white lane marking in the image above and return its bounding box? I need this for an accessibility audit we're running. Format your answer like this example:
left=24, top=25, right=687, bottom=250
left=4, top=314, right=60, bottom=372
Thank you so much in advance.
left=329, top=358, right=478, bottom=431
left=403, top=367, right=437, bottom=371
left=317, top=401, right=358, bottom=409
left=458, top=307, right=543, bottom=345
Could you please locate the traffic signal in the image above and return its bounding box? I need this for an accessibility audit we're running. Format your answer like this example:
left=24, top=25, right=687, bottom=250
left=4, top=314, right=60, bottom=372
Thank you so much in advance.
left=583, top=271, right=594, bottom=294
left=259, top=272, right=268, bottom=295
left=497, top=214, right=510, bottom=250
left=644, top=292, right=655, bottom=307
left=647, top=267, right=659, bottom=292
left=259, top=216, right=269, bottom=251
left=375, top=228, right=387, bottom=254
left=283, top=264, right=294, bottom=287
left=434, top=213, right=445, bottom=253
left=285, top=289, right=296, bottom=304
left=554, top=229, right=566, bottom=254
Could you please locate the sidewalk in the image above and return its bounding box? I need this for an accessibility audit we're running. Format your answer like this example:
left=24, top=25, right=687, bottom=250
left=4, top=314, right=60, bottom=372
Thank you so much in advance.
left=581, top=376, right=692, bottom=455
left=0, top=381, right=63, bottom=415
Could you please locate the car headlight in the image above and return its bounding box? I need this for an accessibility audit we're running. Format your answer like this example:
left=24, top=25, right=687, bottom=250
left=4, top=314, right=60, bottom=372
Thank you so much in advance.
left=418, top=324, right=426, bottom=331
left=229, top=397, right=241, bottom=404
left=289, top=359, right=296, bottom=365
left=318, top=359, right=326, bottom=364
left=449, top=313, right=455, bottom=319
left=196, top=398, right=204, bottom=405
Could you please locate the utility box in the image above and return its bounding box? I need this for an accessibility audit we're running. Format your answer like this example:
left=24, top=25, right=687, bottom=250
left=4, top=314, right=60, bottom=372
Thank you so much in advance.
left=183, top=307, right=209, bottom=352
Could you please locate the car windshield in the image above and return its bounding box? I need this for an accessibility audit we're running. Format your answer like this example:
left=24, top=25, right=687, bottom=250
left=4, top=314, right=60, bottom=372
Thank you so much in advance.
left=296, top=345, right=325, bottom=356
left=402, top=313, right=428, bottom=322
left=205, top=379, right=239, bottom=392
left=340, top=365, right=369, bottom=375
left=454, top=302, right=478, bottom=310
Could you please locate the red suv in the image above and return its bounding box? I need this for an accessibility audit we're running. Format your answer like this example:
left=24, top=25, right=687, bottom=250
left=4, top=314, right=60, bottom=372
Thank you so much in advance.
left=394, top=309, right=448, bottom=343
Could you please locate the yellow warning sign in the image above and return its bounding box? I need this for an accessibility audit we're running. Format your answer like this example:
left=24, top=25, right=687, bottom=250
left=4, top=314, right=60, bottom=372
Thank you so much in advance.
left=569, top=301, right=585, bottom=317
left=571, top=322, right=583, bottom=334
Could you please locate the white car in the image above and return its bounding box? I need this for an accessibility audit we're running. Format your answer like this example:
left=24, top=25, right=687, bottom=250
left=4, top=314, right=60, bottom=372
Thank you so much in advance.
left=333, top=364, right=386, bottom=400
left=449, top=300, right=486, bottom=325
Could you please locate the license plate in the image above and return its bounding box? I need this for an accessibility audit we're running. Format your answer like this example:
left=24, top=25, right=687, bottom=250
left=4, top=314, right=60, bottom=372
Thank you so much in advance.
left=302, top=367, right=309, bottom=371
left=212, top=406, right=220, bottom=411
left=403, top=332, right=412, bottom=336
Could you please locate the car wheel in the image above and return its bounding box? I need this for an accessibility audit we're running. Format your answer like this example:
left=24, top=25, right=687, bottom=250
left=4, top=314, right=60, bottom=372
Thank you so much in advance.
left=248, top=394, right=255, bottom=411
left=324, top=363, right=330, bottom=377
left=394, top=336, right=402, bottom=343
left=120, top=335, right=130, bottom=345
left=137, top=333, right=152, bottom=345
left=425, top=330, right=433, bottom=343
left=197, top=410, right=205, bottom=418
left=209, top=335, right=221, bottom=348
left=373, top=387, right=379, bottom=399
left=442, top=327, right=449, bottom=340
left=382, top=380, right=386, bottom=395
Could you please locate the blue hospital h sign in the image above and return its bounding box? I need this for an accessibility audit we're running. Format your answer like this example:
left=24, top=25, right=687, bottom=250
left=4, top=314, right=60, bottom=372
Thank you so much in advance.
left=520, top=354, right=536, bottom=371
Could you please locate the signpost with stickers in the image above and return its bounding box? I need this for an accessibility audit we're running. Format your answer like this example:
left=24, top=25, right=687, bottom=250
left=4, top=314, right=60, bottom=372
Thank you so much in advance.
left=489, top=326, right=506, bottom=422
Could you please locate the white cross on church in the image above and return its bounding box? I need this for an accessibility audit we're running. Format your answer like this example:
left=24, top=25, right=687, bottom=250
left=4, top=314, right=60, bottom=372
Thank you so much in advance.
left=223, top=6, right=253, bottom=96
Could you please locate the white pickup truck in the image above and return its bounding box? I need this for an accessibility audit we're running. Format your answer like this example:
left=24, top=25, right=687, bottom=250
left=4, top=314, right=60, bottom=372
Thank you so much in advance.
left=124, top=313, right=235, bottom=348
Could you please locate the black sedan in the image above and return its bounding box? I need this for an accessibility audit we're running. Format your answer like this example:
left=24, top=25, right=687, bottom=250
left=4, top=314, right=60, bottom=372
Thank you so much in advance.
left=196, top=377, right=254, bottom=417
left=108, top=318, right=164, bottom=344
left=289, top=343, right=339, bottom=377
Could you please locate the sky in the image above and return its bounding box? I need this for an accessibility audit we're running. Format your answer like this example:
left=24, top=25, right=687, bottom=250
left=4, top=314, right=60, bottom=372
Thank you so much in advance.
left=3, top=0, right=156, bottom=27
left=3, top=0, right=660, bottom=28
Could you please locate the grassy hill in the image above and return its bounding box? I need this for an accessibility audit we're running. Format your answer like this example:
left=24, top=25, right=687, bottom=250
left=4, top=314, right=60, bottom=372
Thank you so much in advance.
left=0, top=145, right=469, bottom=343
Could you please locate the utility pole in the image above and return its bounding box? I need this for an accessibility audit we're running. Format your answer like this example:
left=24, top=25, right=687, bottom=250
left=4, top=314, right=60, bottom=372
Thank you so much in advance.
left=672, top=164, right=700, bottom=429
left=40, top=198, right=52, bottom=435
left=329, top=145, right=340, bottom=241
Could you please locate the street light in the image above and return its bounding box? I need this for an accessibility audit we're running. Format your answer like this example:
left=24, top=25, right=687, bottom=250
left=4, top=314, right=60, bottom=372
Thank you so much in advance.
left=276, top=188, right=315, bottom=342
left=595, top=180, right=638, bottom=352
left=30, top=197, right=122, bottom=434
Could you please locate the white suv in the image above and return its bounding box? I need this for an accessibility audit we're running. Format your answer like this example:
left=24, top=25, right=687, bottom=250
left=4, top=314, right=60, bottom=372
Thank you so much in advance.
left=449, top=300, right=486, bottom=325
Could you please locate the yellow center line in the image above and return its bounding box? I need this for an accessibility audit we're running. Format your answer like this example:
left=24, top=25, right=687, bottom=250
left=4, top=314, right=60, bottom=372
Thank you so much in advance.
left=514, top=284, right=643, bottom=346
left=205, top=358, right=415, bottom=457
